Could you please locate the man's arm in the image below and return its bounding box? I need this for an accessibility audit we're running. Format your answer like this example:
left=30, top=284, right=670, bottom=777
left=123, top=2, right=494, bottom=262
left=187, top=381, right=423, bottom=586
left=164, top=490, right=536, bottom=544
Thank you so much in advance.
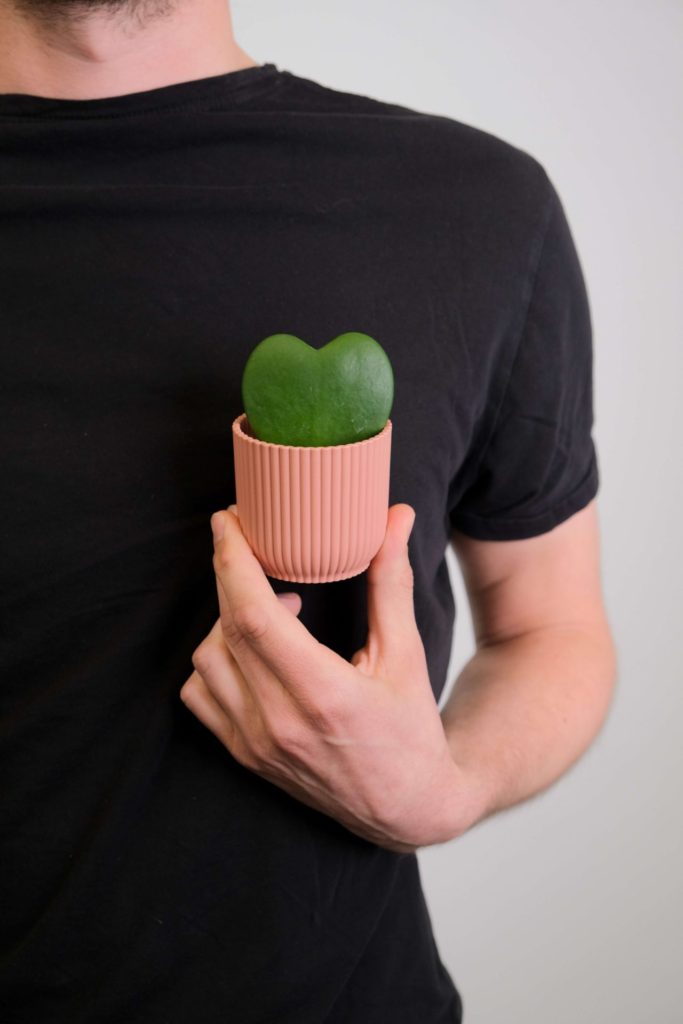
left=441, top=499, right=618, bottom=826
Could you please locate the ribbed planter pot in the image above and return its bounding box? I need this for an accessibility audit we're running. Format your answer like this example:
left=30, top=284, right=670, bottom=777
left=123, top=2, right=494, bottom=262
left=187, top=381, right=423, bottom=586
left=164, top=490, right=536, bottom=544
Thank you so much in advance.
left=232, top=412, right=392, bottom=583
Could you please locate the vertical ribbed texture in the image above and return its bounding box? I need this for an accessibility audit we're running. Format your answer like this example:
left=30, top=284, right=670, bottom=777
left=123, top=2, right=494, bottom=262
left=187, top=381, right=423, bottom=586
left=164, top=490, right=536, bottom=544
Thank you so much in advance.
left=232, top=414, right=392, bottom=584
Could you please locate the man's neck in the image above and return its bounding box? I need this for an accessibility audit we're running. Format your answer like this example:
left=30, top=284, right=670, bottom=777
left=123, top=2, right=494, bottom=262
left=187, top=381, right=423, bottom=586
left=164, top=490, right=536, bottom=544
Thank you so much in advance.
left=0, top=0, right=259, bottom=99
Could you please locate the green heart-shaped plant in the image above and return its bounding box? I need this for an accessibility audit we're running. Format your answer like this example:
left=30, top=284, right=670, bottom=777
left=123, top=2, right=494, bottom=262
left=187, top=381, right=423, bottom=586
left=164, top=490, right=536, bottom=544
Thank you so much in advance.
left=241, top=332, right=394, bottom=446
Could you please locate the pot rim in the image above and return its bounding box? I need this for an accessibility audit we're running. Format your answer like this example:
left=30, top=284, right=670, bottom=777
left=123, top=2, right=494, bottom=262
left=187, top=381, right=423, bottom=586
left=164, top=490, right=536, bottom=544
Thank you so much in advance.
left=232, top=412, right=392, bottom=451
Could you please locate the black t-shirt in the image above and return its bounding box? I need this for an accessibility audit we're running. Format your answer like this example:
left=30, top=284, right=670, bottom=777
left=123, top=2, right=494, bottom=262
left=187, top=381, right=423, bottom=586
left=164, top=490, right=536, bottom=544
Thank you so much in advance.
left=0, top=62, right=599, bottom=1023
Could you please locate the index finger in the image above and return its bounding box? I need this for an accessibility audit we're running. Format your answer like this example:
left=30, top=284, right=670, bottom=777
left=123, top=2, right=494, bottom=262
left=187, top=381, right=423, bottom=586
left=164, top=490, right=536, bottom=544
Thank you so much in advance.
left=212, top=508, right=346, bottom=693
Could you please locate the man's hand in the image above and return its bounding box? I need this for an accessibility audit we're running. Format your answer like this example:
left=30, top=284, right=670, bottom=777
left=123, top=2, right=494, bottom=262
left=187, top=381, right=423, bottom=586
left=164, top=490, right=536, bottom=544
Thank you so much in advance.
left=180, top=503, right=480, bottom=854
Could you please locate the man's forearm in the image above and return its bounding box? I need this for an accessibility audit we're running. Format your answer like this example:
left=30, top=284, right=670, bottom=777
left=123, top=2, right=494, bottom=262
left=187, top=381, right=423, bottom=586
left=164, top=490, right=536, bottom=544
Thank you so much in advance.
left=441, top=625, right=617, bottom=830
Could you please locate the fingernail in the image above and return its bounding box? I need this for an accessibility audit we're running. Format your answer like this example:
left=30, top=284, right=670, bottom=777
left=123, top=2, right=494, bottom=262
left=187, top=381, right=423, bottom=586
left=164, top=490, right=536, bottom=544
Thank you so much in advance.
left=210, top=512, right=225, bottom=542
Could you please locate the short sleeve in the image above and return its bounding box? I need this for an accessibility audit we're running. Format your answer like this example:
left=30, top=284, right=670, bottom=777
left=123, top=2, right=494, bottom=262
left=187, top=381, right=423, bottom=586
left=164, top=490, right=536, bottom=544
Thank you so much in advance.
left=449, top=174, right=600, bottom=540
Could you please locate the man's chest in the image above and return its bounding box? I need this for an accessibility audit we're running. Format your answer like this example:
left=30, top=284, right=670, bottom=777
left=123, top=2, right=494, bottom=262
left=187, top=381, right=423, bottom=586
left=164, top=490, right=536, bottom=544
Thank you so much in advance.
left=1, top=187, right=494, bottom=601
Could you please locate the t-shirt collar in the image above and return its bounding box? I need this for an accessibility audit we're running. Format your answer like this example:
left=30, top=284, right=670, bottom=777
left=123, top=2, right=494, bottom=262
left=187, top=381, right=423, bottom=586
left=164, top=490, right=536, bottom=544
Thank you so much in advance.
left=0, top=61, right=281, bottom=119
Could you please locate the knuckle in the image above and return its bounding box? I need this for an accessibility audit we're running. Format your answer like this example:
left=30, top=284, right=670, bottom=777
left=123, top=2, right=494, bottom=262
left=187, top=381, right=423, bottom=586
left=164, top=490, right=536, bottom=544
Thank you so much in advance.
left=233, top=735, right=259, bottom=771
left=231, top=602, right=269, bottom=644
left=220, top=616, right=244, bottom=650
left=244, top=739, right=267, bottom=770
left=306, top=690, right=346, bottom=733
left=213, top=546, right=237, bottom=575
left=220, top=614, right=244, bottom=647
left=191, top=643, right=213, bottom=676
left=214, top=716, right=261, bottom=775
left=272, top=717, right=308, bottom=757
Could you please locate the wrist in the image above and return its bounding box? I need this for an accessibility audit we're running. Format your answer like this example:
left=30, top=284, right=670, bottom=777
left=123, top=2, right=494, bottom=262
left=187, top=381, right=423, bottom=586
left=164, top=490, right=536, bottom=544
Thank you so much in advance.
left=435, top=719, right=499, bottom=839
left=445, top=755, right=493, bottom=839
left=415, top=745, right=493, bottom=847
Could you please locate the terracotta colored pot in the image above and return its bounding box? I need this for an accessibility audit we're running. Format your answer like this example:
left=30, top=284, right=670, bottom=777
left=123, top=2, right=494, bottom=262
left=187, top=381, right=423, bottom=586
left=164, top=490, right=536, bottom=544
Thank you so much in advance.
left=232, top=412, right=392, bottom=583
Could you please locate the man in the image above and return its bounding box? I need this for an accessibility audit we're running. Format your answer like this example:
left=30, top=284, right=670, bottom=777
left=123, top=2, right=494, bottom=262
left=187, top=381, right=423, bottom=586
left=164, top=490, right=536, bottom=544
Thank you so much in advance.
left=0, top=0, right=617, bottom=1019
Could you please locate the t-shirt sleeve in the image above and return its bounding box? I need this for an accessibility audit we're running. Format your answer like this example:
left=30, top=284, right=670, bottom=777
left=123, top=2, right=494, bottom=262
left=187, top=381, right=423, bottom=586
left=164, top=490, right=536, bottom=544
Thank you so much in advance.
left=449, top=173, right=600, bottom=541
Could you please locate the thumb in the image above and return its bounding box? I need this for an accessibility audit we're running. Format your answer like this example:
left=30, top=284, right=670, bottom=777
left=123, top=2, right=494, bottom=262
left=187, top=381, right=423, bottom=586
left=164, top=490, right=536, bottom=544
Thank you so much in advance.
left=366, top=503, right=419, bottom=662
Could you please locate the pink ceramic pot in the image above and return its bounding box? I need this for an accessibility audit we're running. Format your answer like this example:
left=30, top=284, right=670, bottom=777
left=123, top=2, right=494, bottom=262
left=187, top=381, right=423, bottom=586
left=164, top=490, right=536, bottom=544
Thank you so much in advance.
left=232, top=412, right=392, bottom=583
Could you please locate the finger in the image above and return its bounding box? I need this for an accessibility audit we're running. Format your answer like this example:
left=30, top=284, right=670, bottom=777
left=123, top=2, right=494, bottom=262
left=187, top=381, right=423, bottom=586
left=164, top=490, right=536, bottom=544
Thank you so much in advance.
left=180, top=669, right=243, bottom=757
left=188, top=617, right=251, bottom=720
left=277, top=592, right=302, bottom=616
left=211, top=506, right=344, bottom=695
left=365, top=503, right=421, bottom=662
left=185, top=622, right=275, bottom=763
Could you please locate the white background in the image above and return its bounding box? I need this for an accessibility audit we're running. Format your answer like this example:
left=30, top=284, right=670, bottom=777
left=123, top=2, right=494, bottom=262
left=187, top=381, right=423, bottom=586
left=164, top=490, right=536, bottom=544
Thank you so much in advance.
left=234, top=2, right=683, bottom=1020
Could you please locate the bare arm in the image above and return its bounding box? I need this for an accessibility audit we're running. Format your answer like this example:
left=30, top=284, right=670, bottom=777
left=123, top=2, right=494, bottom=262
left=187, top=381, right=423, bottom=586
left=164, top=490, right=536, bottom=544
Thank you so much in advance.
left=442, top=499, right=618, bottom=826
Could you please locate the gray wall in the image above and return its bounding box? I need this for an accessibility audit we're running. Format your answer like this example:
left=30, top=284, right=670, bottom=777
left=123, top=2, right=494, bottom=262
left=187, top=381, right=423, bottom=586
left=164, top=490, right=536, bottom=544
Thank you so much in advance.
left=235, top=2, right=683, bottom=1019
